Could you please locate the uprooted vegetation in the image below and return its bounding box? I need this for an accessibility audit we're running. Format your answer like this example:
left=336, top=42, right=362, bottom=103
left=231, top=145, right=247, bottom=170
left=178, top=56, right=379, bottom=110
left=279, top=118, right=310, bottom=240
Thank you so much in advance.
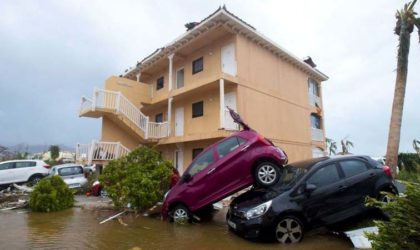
left=99, top=146, right=173, bottom=210
left=29, top=176, right=74, bottom=212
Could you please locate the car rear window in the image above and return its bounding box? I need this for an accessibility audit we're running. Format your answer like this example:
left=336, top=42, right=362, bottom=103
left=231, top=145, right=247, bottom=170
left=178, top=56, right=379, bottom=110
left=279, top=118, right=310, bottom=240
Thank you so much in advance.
left=339, top=160, right=369, bottom=178
left=58, top=166, right=84, bottom=176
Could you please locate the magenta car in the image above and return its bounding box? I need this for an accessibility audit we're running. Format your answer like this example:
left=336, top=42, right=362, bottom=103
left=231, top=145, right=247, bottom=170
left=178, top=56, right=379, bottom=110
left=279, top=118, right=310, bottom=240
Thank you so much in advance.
left=162, top=108, right=288, bottom=223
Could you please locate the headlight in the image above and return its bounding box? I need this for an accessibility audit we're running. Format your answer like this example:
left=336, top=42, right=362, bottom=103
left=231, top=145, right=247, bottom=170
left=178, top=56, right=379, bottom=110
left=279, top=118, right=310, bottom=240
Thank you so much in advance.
left=164, top=190, right=170, bottom=201
left=245, top=200, right=272, bottom=220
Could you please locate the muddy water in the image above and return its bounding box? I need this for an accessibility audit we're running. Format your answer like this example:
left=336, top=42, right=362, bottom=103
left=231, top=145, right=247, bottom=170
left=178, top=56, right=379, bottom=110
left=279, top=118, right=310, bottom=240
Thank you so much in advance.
left=0, top=208, right=353, bottom=249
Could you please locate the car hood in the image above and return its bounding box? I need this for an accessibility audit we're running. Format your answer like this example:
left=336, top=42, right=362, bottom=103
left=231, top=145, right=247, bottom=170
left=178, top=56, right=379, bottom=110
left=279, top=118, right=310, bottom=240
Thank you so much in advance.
left=231, top=187, right=282, bottom=211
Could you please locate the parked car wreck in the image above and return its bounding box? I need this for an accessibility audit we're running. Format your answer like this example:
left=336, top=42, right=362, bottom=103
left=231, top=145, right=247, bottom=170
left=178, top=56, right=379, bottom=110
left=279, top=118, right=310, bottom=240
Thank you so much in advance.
left=227, top=155, right=397, bottom=244
left=162, top=108, right=288, bottom=223
left=49, top=164, right=88, bottom=189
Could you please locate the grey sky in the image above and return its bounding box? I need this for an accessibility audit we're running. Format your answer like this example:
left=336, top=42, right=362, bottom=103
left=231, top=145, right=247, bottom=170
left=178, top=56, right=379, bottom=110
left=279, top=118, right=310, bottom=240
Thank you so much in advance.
left=0, top=0, right=418, bottom=156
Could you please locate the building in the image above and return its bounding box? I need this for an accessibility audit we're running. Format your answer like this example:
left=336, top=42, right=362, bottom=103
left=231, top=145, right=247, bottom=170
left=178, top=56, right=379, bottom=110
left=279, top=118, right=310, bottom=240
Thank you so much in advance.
left=77, top=6, right=328, bottom=172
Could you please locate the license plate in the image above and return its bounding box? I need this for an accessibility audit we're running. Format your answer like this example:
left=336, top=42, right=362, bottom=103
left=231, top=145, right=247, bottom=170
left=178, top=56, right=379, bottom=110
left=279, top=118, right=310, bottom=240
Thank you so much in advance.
left=227, top=220, right=237, bottom=230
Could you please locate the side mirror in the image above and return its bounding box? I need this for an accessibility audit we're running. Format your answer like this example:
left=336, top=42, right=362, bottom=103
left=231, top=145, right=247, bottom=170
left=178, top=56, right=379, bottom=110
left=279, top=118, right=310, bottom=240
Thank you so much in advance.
left=182, top=173, right=192, bottom=183
left=305, top=183, right=317, bottom=193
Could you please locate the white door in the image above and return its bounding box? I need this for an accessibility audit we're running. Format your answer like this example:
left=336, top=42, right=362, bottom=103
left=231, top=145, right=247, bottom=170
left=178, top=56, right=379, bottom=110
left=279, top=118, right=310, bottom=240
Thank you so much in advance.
left=175, top=107, right=184, bottom=136
left=221, top=43, right=237, bottom=76
left=175, top=150, right=184, bottom=174
left=224, top=92, right=238, bottom=130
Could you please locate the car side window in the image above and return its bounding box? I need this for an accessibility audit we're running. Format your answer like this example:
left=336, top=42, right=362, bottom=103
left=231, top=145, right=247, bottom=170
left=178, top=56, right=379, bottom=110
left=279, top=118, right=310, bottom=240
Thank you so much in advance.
left=340, top=160, right=369, bottom=178
left=307, top=164, right=340, bottom=188
left=58, top=166, right=83, bottom=176
left=0, top=162, right=15, bottom=170
left=188, top=150, right=214, bottom=177
left=15, top=161, right=36, bottom=168
left=216, top=137, right=247, bottom=158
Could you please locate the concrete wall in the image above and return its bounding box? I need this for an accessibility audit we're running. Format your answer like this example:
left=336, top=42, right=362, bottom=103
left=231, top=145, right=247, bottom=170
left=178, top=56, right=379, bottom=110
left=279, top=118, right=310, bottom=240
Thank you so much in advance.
left=104, top=76, right=151, bottom=108
left=101, top=117, right=139, bottom=150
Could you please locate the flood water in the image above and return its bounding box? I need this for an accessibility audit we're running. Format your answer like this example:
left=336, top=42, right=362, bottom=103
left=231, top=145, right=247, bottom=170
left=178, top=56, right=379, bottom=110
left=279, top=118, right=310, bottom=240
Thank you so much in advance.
left=0, top=206, right=356, bottom=250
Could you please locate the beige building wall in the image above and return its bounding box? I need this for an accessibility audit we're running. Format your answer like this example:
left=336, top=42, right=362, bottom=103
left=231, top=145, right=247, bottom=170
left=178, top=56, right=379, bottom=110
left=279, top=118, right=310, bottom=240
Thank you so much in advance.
left=101, top=117, right=139, bottom=150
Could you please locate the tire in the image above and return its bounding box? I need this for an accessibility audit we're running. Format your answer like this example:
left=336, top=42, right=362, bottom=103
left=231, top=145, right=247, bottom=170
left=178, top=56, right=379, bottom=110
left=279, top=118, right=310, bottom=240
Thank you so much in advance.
left=29, top=175, right=43, bottom=186
left=171, top=205, right=191, bottom=224
left=254, top=162, right=280, bottom=187
left=377, top=189, right=396, bottom=203
left=274, top=216, right=304, bottom=244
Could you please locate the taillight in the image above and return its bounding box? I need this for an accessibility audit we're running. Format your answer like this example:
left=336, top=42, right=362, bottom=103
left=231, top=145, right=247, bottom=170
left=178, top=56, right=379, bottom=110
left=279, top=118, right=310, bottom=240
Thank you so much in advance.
left=43, top=164, right=50, bottom=169
left=383, top=165, right=392, bottom=177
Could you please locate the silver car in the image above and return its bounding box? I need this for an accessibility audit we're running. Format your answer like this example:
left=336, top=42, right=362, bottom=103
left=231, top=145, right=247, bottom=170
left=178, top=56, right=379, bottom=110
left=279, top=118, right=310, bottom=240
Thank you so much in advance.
left=49, top=164, right=88, bottom=189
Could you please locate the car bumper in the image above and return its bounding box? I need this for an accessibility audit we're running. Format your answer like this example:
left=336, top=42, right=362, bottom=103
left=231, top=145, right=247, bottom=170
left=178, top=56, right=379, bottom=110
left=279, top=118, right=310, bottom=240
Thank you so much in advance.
left=226, top=209, right=274, bottom=239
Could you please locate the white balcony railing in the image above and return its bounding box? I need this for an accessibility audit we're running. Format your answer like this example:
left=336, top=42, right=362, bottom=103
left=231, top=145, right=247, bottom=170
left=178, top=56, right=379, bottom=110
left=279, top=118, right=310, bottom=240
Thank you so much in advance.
left=308, top=94, right=321, bottom=107
left=311, top=128, right=324, bottom=141
left=148, top=122, right=169, bottom=138
left=80, top=88, right=168, bottom=139
left=76, top=141, right=131, bottom=164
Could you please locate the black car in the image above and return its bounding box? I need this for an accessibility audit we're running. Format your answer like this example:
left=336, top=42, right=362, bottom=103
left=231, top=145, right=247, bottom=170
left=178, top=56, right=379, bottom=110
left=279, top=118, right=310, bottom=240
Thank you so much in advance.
left=226, top=155, right=397, bottom=244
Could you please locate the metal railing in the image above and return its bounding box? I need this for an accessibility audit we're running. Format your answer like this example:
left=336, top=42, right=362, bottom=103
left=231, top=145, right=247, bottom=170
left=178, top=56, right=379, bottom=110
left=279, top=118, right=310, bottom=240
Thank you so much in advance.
left=148, top=122, right=169, bottom=138
left=308, top=94, right=321, bottom=107
left=311, top=128, right=324, bottom=141
left=80, top=88, right=168, bottom=139
left=76, top=141, right=131, bottom=164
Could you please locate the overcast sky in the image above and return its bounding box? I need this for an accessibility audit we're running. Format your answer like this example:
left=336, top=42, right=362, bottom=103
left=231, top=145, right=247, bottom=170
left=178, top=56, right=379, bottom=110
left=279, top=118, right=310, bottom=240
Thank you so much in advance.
left=0, top=0, right=419, bottom=156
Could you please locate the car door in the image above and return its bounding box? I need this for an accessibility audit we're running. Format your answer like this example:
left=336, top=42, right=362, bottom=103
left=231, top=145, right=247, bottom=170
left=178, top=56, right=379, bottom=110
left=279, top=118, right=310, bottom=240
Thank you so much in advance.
left=203, top=136, right=248, bottom=203
left=338, top=159, right=377, bottom=210
left=182, top=147, right=218, bottom=210
left=0, top=162, right=16, bottom=184
left=299, top=163, right=348, bottom=225
left=14, top=161, right=36, bottom=183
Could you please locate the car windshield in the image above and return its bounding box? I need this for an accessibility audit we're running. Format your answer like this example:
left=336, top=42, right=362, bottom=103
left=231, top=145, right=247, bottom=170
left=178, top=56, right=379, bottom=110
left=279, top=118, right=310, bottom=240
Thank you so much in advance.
left=274, top=166, right=307, bottom=191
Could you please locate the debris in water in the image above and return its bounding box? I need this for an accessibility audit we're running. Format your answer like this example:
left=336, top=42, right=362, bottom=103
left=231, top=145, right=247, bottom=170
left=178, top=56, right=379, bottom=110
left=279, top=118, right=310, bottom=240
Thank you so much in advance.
left=99, top=211, right=126, bottom=224
left=344, top=226, right=378, bottom=249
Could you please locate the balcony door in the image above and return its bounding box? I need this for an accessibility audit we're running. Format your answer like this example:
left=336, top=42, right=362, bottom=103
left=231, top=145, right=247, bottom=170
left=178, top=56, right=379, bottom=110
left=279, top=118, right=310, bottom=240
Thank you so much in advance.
left=175, top=107, right=184, bottom=136
left=221, top=43, right=237, bottom=76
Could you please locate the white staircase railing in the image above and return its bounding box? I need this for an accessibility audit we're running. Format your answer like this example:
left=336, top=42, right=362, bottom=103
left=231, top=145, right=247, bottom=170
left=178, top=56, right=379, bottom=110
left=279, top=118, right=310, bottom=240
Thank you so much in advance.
left=76, top=141, right=131, bottom=164
left=80, top=88, right=168, bottom=139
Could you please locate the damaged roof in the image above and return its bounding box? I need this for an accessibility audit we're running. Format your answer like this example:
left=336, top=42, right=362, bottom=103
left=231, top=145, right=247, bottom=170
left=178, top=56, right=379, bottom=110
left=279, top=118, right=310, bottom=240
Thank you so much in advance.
left=123, top=5, right=328, bottom=81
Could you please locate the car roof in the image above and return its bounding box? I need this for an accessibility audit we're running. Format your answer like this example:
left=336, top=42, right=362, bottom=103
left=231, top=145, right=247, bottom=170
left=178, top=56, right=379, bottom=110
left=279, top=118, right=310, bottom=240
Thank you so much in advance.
left=288, top=155, right=373, bottom=170
left=0, top=159, right=43, bottom=163
left=53, top=163, right=83, bottom=169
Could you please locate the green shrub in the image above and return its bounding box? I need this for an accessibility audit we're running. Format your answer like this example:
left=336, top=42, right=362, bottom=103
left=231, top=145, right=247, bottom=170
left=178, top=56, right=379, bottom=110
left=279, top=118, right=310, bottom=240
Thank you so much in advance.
left=99, top=146, right=173, bottom=210
left=398, top=153, right=420, bottom=172
left=29, top=176, right=74, bottom=212
left=366, top=183, right=420, bottom=249
left=397, top=169, right=420, bottom=183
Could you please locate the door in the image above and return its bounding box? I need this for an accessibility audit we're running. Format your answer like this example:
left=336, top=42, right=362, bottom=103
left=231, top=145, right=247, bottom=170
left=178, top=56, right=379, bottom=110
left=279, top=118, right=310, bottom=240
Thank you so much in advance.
left=224, top=92, right=238, bottom=130
left=175, top=150, right=184, bottom=174
left=221, top=43, right=237, bottom=76
left=0, top=162, right=15, bottom=184
left=175, top=107, right=184, bottom=136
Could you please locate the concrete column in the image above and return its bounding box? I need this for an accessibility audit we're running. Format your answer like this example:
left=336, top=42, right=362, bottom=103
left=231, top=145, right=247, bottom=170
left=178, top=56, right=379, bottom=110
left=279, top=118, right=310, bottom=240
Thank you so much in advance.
left=167, top=97, right=173, bottom=136
left=136, top=73, right=141, bottom=82
left=219, top=79, right=225, bottom=128
left=168, top=53, right=174, bottom=91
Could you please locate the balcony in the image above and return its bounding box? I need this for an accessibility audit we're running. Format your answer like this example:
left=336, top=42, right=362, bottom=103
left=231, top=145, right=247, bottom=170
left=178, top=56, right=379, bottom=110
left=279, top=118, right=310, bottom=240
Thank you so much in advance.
left=308, top=94, right=321, bottom=107
left=76, top=141, right=131, bottom=164
left=79, top=89, right=168, bottom=140
left=311, top=128, right=324, bottom=141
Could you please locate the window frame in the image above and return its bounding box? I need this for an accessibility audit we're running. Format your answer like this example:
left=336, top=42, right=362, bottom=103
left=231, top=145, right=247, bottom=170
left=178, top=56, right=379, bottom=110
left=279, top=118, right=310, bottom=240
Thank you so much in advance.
left=305, top=163, right=342, bottom=188
left=192, top=148, right=204, bottom=160
left=192, top=57, right=203, bottom=74
left=187, top=148, right=214, bottom=177
left=310, top=113, right=322, bottom=129
left=338, top=159, right=370, bottom=178
left=308, top=78, right=320, bottom=97
left=216, top=136, right=247, bottom=159
left=156, top=76, right=164, bottom=90
left=192, top=101, right=204, bottom=118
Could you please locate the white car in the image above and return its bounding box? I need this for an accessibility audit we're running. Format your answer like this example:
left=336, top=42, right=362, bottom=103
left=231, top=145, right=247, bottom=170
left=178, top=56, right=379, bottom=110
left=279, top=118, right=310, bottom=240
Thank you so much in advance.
left=49, top=164, right=88, bottom=189
left=0, top=160, right=50, bottom=186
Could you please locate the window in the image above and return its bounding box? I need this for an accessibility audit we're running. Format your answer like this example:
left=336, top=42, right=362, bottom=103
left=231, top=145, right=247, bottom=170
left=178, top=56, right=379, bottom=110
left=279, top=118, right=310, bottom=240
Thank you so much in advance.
left=155, top=113, right=163, bottom=123
left=0, top=162, right=14, bottom=171
left=188, top=149, right=214, bottom=176
left=176, top=68, right=184, bottom=88
left=308, top=79, right=319, bottom=96
left=217, top=137, right=247, bottom=158
left=192, top=57, right=203, bottom=74
left=310, top=113, right=321, bottom=129
left=15, top=161, right=36, bottom=168
left=307, top=164, right=340, bottom=188
left=156, top=77, right=164, bottom=90
left=192, top=101, right=204, bottom=118
left=340, top=160, right=369, bottom=178
left=58, top=166, right=83, bottom=176
left=192, top=148, right=203, bottom=159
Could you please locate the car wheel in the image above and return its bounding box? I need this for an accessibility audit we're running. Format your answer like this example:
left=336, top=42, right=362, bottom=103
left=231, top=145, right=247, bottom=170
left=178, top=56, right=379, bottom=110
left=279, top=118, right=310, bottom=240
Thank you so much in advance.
left=275, top=216, right=304, bottom=244
left=171, top=205, right=191, bottom=224
left=99, top=188, right=107, bottom=197
left=29, top=175, right=42, bottom=186
left=254, top=162, right=280, bottom=187
left=377, top=189, right=396, bottom=203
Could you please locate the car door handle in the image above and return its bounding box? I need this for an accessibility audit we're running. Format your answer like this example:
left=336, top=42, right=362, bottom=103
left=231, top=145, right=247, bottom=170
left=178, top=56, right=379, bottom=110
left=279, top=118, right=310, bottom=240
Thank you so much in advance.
left=207, top=168, right=216, bottom=175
